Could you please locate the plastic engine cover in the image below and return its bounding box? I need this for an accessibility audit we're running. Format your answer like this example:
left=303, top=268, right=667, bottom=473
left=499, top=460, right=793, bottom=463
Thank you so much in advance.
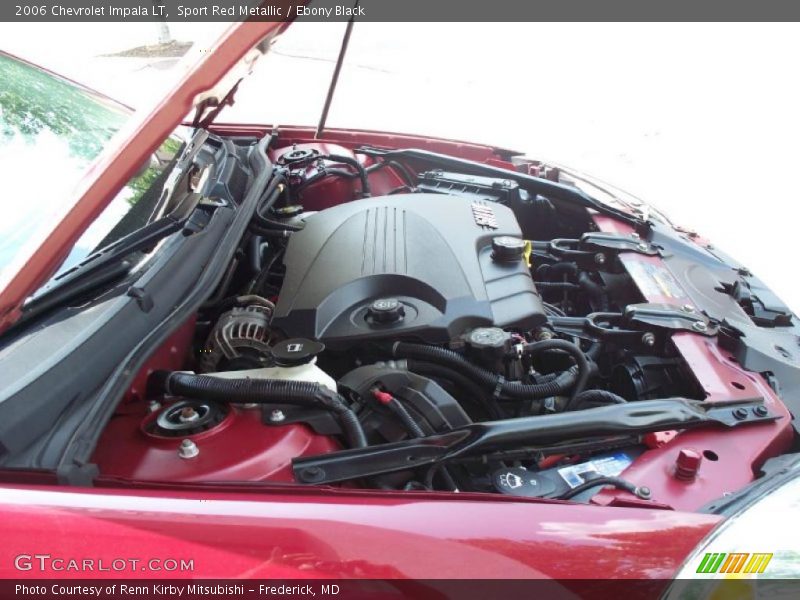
left=271, top=194, right=546, bottom=347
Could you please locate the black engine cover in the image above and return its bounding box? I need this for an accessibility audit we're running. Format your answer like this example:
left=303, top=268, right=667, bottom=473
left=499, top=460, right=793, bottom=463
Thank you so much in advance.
left=271, top=194, right=545, bottom=347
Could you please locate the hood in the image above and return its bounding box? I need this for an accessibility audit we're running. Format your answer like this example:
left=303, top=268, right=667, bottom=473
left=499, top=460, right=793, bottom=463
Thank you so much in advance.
left=0, top=19, right=291, bottom=332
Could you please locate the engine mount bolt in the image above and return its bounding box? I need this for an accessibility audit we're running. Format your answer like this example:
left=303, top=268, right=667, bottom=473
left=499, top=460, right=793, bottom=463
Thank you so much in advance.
left=674, top=448, right=702, bottom=481
left=692, top=321, right=708, bottom=332
left=635, top=486, right=652, bottom=499
left=178, top=439, right=199, bottom=459
left=733, top=407, right=749, bottom=420
left=637, top=242, right=650, bottom=251
left=641, top=332, right=656, bottom=347
left=682, top=304, right=695, bottom=313
left=753, top=405, right=769, bottom=417
left=594, top=253, right=606, bottom=265
left=631, top=232, right=640, bottom=239
left=270, top=409, right=286, bottom=423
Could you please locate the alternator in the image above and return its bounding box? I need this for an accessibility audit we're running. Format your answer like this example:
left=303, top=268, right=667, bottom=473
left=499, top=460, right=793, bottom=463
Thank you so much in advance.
left=200, top=299, right=276, bottom=372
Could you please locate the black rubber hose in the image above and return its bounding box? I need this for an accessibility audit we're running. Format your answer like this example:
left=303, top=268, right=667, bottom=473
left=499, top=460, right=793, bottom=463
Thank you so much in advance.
left=293, top=168, right=357, bottom=194
left=535, top=281, right=581, bottom=291
left=536, top=261, right=578, bottom=281
left=366, top=159, right=416, bottom=187
left=405, top=359, right=501, bottom=419
left=249, top=226, right=294, bottom=238
left=386, top=398, right=426, bottom=438
left=150, top=371, right=367, bottom=449
left=578, top=272, right=610, bottom=312
left=390, top=342, right=578, bottom=402
left=569, top=389, right=627, bottom=411
left=249, top=235, right=264, bottom=275
left=320, top=154, right=371, bottom=197
left=557, top=475, right=641, bottom=500
left=254, top=173, right=303, bottom=232
left=256, top=173, right=288, bottom=217
left=520, top=339, right=591, bottom=402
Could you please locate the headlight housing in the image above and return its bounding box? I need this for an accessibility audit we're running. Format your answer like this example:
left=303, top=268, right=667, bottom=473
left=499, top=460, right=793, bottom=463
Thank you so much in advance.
left=665, top=471, right=800, bottom=599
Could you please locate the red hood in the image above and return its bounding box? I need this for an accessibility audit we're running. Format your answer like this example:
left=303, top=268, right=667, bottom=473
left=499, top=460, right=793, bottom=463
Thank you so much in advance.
left=0, top=20, right=289, bottom=332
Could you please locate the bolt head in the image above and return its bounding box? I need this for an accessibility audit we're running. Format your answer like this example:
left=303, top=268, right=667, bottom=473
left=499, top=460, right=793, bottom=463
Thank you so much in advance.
left=300, top=466, right=326, bottom=483
left=733, top=407, right=749, bottom=420
left=682, top=304, right=695, bottom=313
left=594, top=253, right=606, bottom=265
left=753, top=405, right=769, bottom=417
left=178, top=439, right=199, bottom=459
left=641, top=332, right=656, bottom=347
left=270, top=409, right=286, bottom=423
left=637, top=242, right=649, bottom=251
left=692, top=321, right=708, bottom=332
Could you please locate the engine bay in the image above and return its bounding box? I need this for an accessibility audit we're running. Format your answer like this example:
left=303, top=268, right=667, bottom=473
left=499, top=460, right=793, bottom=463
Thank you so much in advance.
left=91, top=132, right=795, bottom=511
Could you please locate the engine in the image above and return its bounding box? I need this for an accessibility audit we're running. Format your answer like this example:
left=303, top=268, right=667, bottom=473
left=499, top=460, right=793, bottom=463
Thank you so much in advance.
left=94, top=140, right=776, bottom=509
left=271, top=194, right=546, bottom=346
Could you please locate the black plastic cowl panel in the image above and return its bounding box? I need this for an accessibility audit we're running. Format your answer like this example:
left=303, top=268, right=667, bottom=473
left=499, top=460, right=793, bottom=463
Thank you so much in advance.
left=271, top=194, right=545, bottom=347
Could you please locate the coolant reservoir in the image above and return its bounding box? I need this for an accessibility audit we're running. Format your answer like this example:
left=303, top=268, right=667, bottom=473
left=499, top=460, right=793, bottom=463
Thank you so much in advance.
left=208, top=338, right=336, bottom=392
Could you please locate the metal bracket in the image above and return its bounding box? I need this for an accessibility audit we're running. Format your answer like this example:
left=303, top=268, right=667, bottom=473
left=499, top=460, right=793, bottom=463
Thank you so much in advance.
left=580, top=232, right=659, bottom=256
left=623, top=303, right=718, bottom=336
left=549, top=303, right=717, bottom=349
left=548, top=233, right=658, bottom=269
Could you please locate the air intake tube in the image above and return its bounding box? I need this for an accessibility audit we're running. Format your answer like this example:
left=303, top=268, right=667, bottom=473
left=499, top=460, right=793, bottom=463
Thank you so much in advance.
left=389, top=339, right=588, bottom=403
left=149, top=371, right=367, bottom=449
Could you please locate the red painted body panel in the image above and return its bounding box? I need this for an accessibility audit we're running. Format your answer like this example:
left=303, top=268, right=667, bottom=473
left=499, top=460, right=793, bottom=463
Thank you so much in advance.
left=269, top=143, right=406, bottom=211
left=0, top=485, right=719, bottom=580
left=591, top=215, right=793, bottom=510
left=94, top=404, right=339, bottom=483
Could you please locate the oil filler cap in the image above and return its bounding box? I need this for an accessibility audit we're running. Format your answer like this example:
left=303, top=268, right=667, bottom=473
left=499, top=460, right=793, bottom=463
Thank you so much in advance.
left=271, top=338, right=325, bottom=366
left=491, top=236, right=526, bottom=262
left=367, top=298, right=405, bottom=324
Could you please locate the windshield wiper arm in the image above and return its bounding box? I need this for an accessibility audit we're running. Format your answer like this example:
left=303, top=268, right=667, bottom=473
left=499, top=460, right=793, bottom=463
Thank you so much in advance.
left=20, top=216, right=184, bottom=321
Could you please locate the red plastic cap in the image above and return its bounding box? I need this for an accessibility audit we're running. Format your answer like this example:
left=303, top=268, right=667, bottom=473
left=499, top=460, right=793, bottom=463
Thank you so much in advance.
left=674, top=448, right=703, bottom=481
left=371, top=390, right=394, bottom=405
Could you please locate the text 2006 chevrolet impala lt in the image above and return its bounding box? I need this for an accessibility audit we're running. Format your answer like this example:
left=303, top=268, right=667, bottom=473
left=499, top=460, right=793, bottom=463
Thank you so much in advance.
left=0, top=17, right=798, bottom=596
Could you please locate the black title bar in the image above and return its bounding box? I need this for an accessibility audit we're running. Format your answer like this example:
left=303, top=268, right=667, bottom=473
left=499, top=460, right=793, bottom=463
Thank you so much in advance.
left=4, top=0, right=800, bottom=22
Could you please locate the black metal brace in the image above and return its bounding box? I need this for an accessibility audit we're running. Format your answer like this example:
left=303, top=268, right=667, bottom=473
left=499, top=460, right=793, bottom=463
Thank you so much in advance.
left=292, top=398, right=777, bottom=484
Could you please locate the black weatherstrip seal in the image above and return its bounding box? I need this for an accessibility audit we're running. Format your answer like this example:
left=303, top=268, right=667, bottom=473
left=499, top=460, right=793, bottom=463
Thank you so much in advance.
left=54, top=134, right=274, bottom=484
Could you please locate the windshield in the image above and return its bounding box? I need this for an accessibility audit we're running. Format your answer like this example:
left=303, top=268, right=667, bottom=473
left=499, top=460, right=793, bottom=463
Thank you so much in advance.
left=0, top=52, right=186, bottom=289
left=0, top=53, right=131, bottom=279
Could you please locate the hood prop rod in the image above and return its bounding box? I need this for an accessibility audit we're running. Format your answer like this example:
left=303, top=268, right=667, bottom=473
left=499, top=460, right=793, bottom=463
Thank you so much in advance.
left=315, top=4, right=358, bottom=139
